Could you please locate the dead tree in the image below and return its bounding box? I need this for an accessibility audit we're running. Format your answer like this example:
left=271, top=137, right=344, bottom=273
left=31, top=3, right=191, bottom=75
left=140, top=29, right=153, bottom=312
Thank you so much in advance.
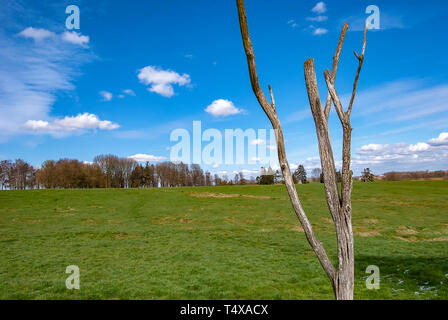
left=236, top=0, right=367, bottom=300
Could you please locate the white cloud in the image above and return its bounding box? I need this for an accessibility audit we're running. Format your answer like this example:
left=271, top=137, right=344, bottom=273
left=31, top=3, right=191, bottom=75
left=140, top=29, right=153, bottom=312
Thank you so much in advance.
left=359, top=144, right=385, bottom=152
left=352, top=133, right=448, bottom=173
left=128, top=154, right=167, bottom=163
left=312, top=2, right=327, bottom=14
left=137, top=66, right=191, bottom=98
left=24, top=113, right=119, bottom=135
left=251, top=139, right=265, bottom=145
left=205, top=99, right=244, bottom=117
left=61, top=31, right=90, bottom=47
left=409, top=142, right=430, bottom=152
left=428, top=132, right=448, bottom=146
left=313, top=28, right=328, bottom=35
left=287, top=20, right=298, bottom=28
left=123, top=89, right=135, bottom=96
left=306, top=16, right=328, bottom=22
left=99, top=91, right=113, bottom=101
left=18, top=27, right=55, bottom=41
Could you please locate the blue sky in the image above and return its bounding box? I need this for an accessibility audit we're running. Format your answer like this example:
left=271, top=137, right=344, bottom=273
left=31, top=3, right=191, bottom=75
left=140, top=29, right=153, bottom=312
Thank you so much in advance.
left=1, top=0, right=448, bottom=176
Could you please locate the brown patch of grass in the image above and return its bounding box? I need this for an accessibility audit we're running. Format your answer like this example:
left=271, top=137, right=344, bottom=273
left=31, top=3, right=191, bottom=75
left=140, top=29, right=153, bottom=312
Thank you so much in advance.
left=189, top=192, right=278, bottom=200
left=361, top=219, right=379, bottom=225
left=107, top=220, right=121, bottom=224
left=428, top=237, right=448, bottom=242
left=354, top=227, right=381, bottom=237
left=242, top=195, right=272, bottom=200
left=395, top=236, right=420, bottom=242
left=81, top=219, right=98, bottom=225
left=56, top=207, right=76, bottom=213
left=12, top=218, right=41, bottom=223
left=58, top=213, right=74, bottom=217
left=396, top=226, right=419, bottom=236
left=224, top=217, right=239, bottom=224
left=320, top=217, right=333, bottom=224
left=204, top=230, right=234, bottom=236
left=152, top=216, right=177, bottom=225
left=354, top=199, right=447, bottom=209
left=114, top=233, right=140, bottom=240
left=260, top=228, right=275, bottom=232
left=290, top=225, right=304, bottom=233
left=191, top=192, right=240, bottom=199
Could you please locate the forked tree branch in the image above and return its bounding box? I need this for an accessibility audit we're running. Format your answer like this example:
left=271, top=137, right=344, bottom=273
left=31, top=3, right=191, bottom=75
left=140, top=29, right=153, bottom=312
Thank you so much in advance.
left=324, top=23, right=349, bottom=120
left=347, top=23, right=368, bottom=118
left=236, top=0, right=336, bottom=281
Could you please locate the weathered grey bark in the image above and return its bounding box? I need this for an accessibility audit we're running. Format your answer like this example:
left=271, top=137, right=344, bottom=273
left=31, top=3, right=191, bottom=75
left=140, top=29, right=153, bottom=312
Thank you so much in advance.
left=236, top=0, right=367, bottom=300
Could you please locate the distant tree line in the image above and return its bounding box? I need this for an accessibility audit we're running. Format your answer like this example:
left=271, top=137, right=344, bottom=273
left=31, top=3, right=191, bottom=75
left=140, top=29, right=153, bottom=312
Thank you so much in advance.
left=384, top=170, right=448, bottom=181
left=0, top=155, right=257, bottom=190
left=3, top=156, right=445, bottom=190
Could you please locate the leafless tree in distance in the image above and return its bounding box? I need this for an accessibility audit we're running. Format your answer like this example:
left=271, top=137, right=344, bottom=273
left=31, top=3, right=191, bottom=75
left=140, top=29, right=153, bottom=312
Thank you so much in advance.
left=236, top=0, right=367, bottom=299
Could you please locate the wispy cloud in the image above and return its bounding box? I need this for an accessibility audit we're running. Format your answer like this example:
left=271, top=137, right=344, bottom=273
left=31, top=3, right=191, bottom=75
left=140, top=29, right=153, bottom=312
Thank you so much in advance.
left=18, top=27, right=55, bottom=41
left=341, top=80, right=448, bottom=123
left=0, top=26, right=93, bottom=142
left=313, top=27, right=328, bottom=35
left=283, top=108, right=312, bottom=124
left=312, top=2, right=327, bottom=14
left=287, top=20, right=298, bottom=28
left=306, top=16, right=328, bottom=22
left=99, top=91, right=113, bottom=101
left=123, top=89, right=135, bottom=96
left=342, top=13, right=405, bottom=32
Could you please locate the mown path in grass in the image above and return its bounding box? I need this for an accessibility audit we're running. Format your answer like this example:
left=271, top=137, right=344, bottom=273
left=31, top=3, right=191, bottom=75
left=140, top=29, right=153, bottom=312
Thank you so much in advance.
left=0, top=181, right=447, bottom=299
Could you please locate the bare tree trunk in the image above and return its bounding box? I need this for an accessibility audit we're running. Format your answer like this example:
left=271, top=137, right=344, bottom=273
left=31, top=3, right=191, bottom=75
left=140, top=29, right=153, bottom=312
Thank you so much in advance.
left=236, top=0, right=367, bottom=300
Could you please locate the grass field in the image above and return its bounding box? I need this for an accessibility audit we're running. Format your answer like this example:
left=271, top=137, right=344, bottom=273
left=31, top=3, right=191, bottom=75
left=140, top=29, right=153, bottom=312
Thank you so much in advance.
left=0, top=181, right=447, bottom=300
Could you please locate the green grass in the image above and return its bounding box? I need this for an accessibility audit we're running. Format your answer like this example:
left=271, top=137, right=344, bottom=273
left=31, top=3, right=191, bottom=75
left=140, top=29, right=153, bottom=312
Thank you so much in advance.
left=0, top=181, right=447, bottom=300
